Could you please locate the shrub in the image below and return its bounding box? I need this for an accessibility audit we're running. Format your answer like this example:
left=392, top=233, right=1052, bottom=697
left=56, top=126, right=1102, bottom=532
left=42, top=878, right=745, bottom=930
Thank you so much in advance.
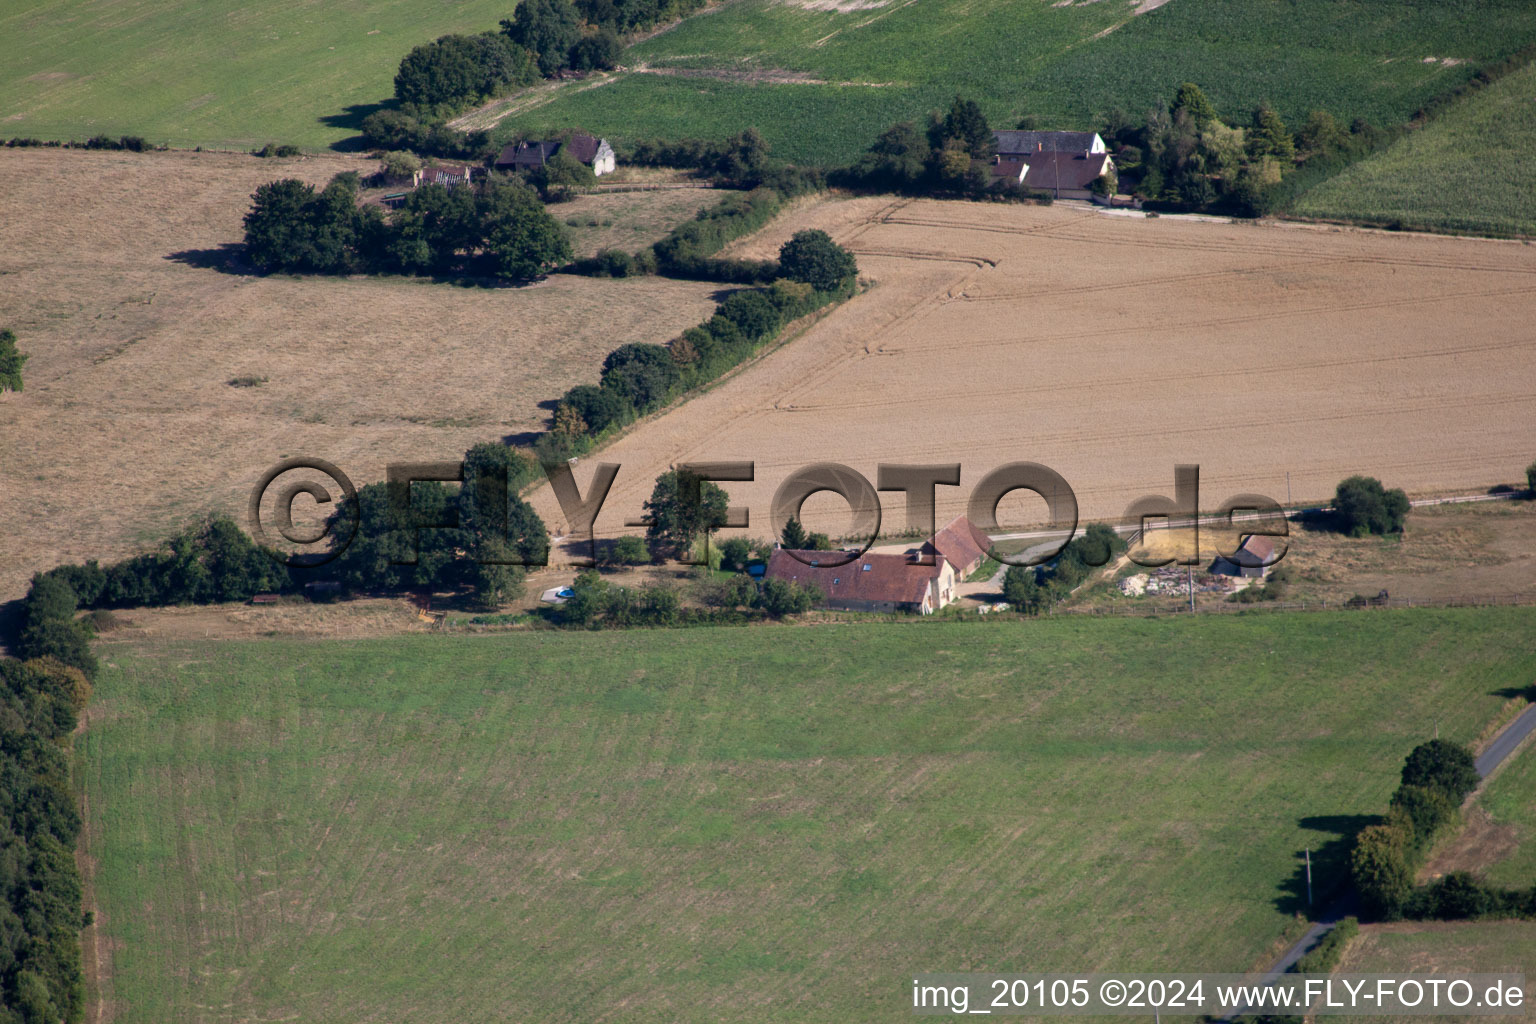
left=757, top=577, right=821, bottom=616
left=607, top=535, right=651, bottom=566
left=253, top=142, right=302, bottom=158
left=718, top=537, right=754, bottom=573
left=1408, top=872, right=1497, bottom=920
left=1527, top=460, right=1536, bottom=496
left=1, top=328, right=29, bottom=393
left=1332, top=475, right=1410, bottom=536
left=716, top=289, right=781, bottom=341
left=600, top=343, right=680, bottom=411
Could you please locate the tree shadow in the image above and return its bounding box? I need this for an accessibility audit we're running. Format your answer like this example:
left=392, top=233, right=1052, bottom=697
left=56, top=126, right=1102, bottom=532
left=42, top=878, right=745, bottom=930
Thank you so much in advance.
left=1274, top=814, right=1380, bottom=916
left=1293, top=508, right=1344, bottom=534
left=535, top=398, right=562, bottom=411
left=320, top=101, right=394, bottom=153
left=1491, top=685, right=1536, bottom=700
left=165, top=244, right=259, bottom=276
left=501, top=430, right=544, bottom=447
left=0, top=596, right=24, bottom=654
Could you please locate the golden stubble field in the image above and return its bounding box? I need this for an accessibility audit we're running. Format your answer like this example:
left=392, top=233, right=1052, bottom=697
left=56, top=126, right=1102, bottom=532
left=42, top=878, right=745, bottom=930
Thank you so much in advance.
left=0, top=148, right=721, bottom=601
left=529, top=196, right=1536, bottom=552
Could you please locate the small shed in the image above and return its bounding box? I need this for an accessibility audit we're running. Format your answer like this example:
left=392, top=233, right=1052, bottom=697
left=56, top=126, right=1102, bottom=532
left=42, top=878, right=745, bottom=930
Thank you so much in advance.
left=1209, top=535, right=1280, bottom=578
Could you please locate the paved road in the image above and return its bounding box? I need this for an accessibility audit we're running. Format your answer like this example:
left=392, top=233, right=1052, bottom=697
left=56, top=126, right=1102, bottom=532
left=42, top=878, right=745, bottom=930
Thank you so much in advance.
left=1228, top=698, right=1536, bottom=1017
left=1477, top=702, right=1536, bottom=777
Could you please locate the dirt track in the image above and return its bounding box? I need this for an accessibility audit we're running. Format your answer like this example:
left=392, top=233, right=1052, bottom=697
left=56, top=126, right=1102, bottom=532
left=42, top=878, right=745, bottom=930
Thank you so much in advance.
left=528, top=196, right=1536, bottom=544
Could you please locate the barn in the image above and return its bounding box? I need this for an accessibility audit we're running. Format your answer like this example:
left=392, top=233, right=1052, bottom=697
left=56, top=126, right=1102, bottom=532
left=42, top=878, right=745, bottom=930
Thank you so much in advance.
left=1209, top=535, right=1280, bottom=578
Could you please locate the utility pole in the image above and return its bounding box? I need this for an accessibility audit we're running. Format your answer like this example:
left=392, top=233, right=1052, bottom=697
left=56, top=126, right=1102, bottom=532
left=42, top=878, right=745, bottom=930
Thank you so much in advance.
left=1305, top=848, right=1313, bottom=907
left=1286, top=471, right=1292, bottom=507
left=1188, top=564, right=1195, bottom=612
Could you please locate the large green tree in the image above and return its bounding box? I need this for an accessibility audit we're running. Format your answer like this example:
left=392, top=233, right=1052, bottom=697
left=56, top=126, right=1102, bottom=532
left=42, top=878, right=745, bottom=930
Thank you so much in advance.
left=1332, top=475, right=1410, bottom=536
left=479, top=177, right=572, bottom=280
left=777, top=230, right=857, bottom=292
left=503, top=0, right=582, bottom=76
left=642, top=469, right=730, bottom=552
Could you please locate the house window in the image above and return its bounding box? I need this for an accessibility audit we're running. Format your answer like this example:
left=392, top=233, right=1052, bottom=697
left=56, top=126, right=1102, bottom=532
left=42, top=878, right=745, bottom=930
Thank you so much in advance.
left=861, top=564, right=871, bottom=571
left=832, top=578, right=840, bottom=585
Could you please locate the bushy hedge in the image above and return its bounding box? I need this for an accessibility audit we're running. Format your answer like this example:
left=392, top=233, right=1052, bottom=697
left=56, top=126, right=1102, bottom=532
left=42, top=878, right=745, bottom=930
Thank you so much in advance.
left=556, top=568, right=819, bottom=628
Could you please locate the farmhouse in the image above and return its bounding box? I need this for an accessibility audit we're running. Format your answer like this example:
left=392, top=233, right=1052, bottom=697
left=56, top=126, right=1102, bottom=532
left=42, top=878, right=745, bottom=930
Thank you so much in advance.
left=993, top=130, right=1107, bottom=158
left=1020, top=151, right=1116, bottom=200
left=921, top=515, right=993, bottom=579
left=765, top=549, right=957, bottom=615
left=1209, top=535, right=1280, bottom=578
left=495, top=133, right=617, bottom=176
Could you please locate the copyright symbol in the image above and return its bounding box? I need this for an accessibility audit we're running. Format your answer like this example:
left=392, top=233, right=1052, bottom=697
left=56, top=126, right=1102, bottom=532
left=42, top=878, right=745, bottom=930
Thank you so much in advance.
left=249, top=457, right=359, bottom=567
left=1100, top=980, right=1127, bottom=1007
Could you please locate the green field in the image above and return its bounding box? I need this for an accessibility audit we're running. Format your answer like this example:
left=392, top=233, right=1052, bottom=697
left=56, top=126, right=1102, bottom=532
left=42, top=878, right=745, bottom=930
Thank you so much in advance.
left=7, top=0, right=1536, bottom=162
left=1293, top=60, right=1536, bottom=236
left=80, top=608, right=1536, bottom=1022
left=502, top=0, right=1536, bottom=166
left=0, top=0, right=515, bottom=150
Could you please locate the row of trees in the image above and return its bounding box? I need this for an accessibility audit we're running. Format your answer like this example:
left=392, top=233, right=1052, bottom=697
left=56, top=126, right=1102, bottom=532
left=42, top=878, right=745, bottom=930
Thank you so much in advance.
left=243, top=173, right=571, bottom=281
left=2, top=570, right=102, bottom=1022
left=545, top=229, right=857, bottom=459
left=1351, top=739, right=1534, bottom=921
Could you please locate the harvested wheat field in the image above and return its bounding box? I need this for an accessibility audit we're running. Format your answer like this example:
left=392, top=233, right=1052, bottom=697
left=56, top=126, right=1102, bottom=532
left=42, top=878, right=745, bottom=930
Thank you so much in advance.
left=0, top=148, right=721, bottom=601
left=531, top=196, right=1536, bottom=552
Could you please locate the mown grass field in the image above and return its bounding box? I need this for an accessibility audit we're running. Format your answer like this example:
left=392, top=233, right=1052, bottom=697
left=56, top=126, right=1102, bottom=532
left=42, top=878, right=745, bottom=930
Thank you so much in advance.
left=504, top=0, right=1536, bottom=166
left=1293, top=60, right=1536, bottom=236
left=1338, top=920, right=1536, bottom=1020
left=80, top=608, right=1536, bottom=1022
left=1481, top=718, right=1536, bottom=888
left=0, top=0, right=515, bottom=150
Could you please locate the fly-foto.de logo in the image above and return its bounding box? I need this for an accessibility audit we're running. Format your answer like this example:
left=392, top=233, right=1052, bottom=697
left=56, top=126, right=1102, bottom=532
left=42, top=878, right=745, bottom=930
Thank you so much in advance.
left=250, top=458, right=1288, bottom=570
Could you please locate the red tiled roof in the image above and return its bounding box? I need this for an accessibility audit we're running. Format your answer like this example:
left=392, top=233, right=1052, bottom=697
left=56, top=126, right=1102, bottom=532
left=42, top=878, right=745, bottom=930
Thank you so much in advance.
left=765, top=549, right=942, bottom=606
left=923, top=515, right=991, bottom=572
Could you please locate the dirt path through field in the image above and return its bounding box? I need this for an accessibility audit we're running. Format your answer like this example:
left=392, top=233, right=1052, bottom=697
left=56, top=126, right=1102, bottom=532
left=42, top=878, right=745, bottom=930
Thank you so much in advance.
left=527, top=196, right=1536, bottom=546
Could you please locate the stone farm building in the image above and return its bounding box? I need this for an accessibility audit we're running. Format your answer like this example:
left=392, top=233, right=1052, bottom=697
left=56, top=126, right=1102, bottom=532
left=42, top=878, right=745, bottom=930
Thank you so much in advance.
left=763, top=514, right=1000, bottom=615
left=495, top=133, right=617, bottom=176
left=990, top=129, right=1115, bottom=200
left=765, top=549, right=958, bottom=615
